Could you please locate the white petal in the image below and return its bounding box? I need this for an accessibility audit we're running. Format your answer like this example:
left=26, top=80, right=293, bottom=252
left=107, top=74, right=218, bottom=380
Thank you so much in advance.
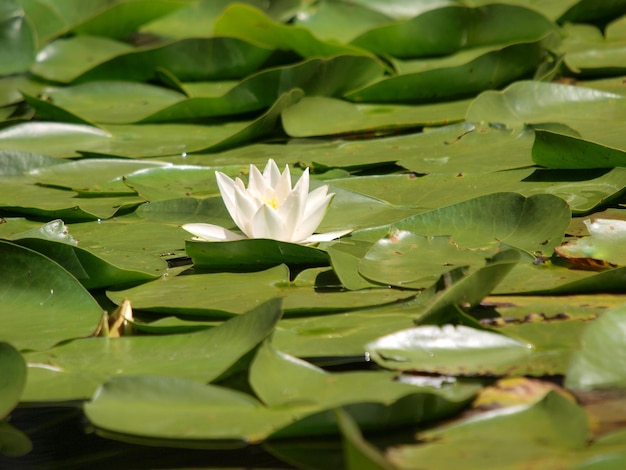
left=233, top=185, right=261, bottom=237
left=304, top=185, right=331, bottom=214
left=250, top=205, right=288, bottom=241
left=277, top=186, right=306, bottom=241
left=289, top=167, right=309, bottom=203
left=263, top=158, right=282, bottom=187
left=303, top=229, right=352, bottom=244
left=182, top=223, right=244, bottom=241
left=293, top=190, right=334, bottom=242
left=215, top=171, right=237, bottom=214
left=246, top=163, right=270, bottom=200
left=274, top=164, right=293, bottom=203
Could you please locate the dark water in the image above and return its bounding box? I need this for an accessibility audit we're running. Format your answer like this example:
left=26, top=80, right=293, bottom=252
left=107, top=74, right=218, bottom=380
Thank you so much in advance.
left=1, top=407, right=293, bottom=470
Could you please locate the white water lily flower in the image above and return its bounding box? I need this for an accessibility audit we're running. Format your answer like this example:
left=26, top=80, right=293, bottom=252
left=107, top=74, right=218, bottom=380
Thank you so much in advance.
left=183, top=159, right=350, bottom=244
left=557, top=218, right=626, bottom=263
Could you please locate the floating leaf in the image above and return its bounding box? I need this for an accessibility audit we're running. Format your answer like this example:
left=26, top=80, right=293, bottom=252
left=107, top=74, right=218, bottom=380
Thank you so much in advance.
left=282, top=97, right=469, bottom=137
left=330, top=167, right=626, bottom=215
left=23, top=298, right=283, bottom=401
left=106, top=264, right=415, bottom=318
left=566, top=304, right=626, bottom=390
left=388, top=392, right=590, bottom=469
left=345, top=38, right=551, bottom=103
left=0, top=241, right=102, bottom=351
left=0, top=1, right=35, bottom=75
left=533, top=129, right=626, bottom=169
left=350, top=4, right=556, bottom=59
left=214, top=3, right=370, bottom=58
left=32, top=34, right=274, bottom=83
left=186, top=238, right=330, bottom=270
left=366, top=324, right=533, bottom=375
left=359, top=231, right=492, bottom=289
left=354, top=193, right=570, bottom=255
left=336, top=409, right=397, bottom=470
left=0, top=342, right=26, bottom=419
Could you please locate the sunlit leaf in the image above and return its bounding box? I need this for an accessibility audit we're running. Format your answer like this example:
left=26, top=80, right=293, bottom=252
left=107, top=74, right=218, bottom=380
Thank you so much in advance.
left=0, top=342, right=26, bottom=419
left=23, top=298, right=283, bottom=401
left=566, top=304, right=626, bottom=390
left=0, top=241, right=102, bottom=351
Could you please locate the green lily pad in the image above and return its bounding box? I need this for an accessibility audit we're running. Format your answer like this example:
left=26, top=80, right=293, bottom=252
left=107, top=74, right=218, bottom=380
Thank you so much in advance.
left=282, top=96, right=469, bottom=137
left=0, top=342, right=26, bottom=419
left=0, top=1, right=35, bottom=75
left=359, top=231, right=493, bottom=289
left=251, top=340, right=457, bottom=408
left=107, top=264, right=416, bottom=318
left=140, top=0, right=301, bottom=39
left=329, top=167, right=626, bottom=215
left=186, top=238, right=330, bottom=270
left=123, top=164, right=247, bottom=201
left=2, top=89, right=300, bottom=158
left=345, top=38, right=551, bottom=103
left=0, top=241, right=102, bottom=351
left=85, top=375, right=302, bottom=442
left=466, top=80, right=626, bottom=130
left=417, top=250, right=522, bottom=325
left=32, top=34, right=274, bottom=83
left=293, top=0, right=392, bottom=43
left=336, top=409, right=395, bottom=470
left=325, top=239, right=383, bottom=290
left=32, top=81, right=186, bottom=124
left=0, top=150, right=63, bottom=175
left=273, top=311, right=416, bottom=359
left=69, top=0, right=188, bottom=39
left=566, top=304, right=626, bottom=390
left=0, top=421, right=32, bottom=457
left=395, top=122, right=536, bottom=175
left=494, top=262, right=626, bottom=295
left=350, top=4, right=555, bottom=59
left=213, top=3, right=370, bottom=58
left=29, top=158, right=167, bottom=194
left=22, top=298, right=283, bottom=401
left=0, top=178, right=144, bottom=220
left=9, top=219, right=186, bottom=289
left=366, top=324, right=534, bottom=376
left=139, top=55, right=384, bottom=123
left=354, top=192, right=570, bottom=255
left=388, top=391, right=591, bottom=470
left=532, top=129, right=626, bottom=169
left=0, top=122, right=111, bottom=158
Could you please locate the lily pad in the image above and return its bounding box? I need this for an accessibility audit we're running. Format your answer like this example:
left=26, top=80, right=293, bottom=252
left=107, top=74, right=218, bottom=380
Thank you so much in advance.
left=0, top=1, right=35, bottom=75
left=282, top=96, right=469, bottom=137
left=359, top=231, right=493, bottom=289
left=0, top=241, right=102, bottom=351
left=0, top=342, right=26, bottom=419
left=106, top=264, right=416, bottom=318
left=354, top=192, right=570, bottom=255
left=366, top=324, right=534, bottom=376
left=22, top=298, right=283, bottom=401
left=388, top=392, right=591, bottom=470
left=345, top=38, right=551, bottom=103
left=10, top=220, right=186, bottom=289
left=349, top=4, right=555, bottom=59
left=29, top=158, right=167, bottom=194
left=329, top=167, right=626, bottom=215
left=566, top=304, right=626, bottom=390
left=186, top=238, right=330, bottom=270
left=32, top=34, right=274, bottom=83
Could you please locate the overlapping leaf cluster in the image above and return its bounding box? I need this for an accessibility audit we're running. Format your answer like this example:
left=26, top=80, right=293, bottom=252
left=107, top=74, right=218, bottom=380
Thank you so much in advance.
left=2, top=0, right=626, bottom=467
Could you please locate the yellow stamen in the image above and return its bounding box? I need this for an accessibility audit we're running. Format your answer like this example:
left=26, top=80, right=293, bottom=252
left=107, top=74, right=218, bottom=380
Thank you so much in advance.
left=264, top=196, right=279, bottom=209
